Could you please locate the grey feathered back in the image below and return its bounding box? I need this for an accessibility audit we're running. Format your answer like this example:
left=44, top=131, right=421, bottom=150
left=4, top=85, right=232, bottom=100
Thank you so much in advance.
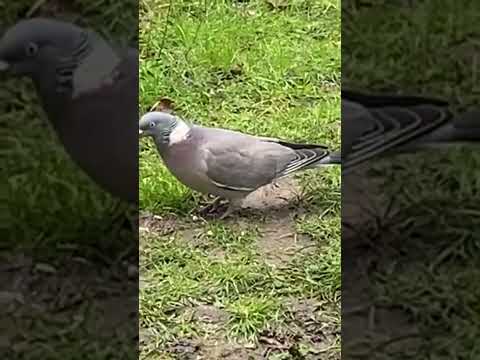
left=37, top=46, right=139, bottom=204
left=177, top=125, right=329, bottom=192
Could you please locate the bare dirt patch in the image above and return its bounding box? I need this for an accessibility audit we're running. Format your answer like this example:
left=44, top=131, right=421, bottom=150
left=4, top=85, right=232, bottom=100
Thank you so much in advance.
left=195, top=177, right=304, bottom=219
left=139, top=211, right=184, bottom=236
left=342, top=166, right=422, bottom=357
left=164, top=303, right=260, bottom=359
left=201, top=342, right=259, bottom=360
left=167, top=339, right=200, bottom=359
left=343, top=231, right=420, bottom=358
left=193, top=304, right=229, bottom=334
left=257, top=215, right=315, bottom=267
left=0, top=252, right=137, bottom=356
left=162, top=300, right=340, bottom=360
left=248, top=178, right=315, bottom=266
left=282, top=298, right=340, bottom=359
left=178, top=339, right=259, bottom=360
left=241, top=177, right=302, bottom=213
left=342, top=164, right=405, bottom=241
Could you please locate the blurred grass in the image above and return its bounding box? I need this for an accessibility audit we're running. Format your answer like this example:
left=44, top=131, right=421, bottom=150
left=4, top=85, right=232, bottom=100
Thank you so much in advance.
left=139, top=0, right=340, bottom=358
left=343, top=0, right=480, bottom=358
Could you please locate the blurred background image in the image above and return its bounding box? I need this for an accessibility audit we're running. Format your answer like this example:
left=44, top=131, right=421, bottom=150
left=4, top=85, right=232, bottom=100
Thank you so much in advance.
left=342, top=0, right=480, bottom=358
left=1, top=1, right=138, bottom=358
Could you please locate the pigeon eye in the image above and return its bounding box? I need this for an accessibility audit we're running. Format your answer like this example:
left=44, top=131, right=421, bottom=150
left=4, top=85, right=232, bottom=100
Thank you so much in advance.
left=149, top=122, right=155, bottom=128
left=25, top=42, right=38, bottom=57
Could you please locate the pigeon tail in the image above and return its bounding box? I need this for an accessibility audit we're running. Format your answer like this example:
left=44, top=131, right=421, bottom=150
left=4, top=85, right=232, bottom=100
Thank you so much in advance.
left=321, top=149, right=341, bottom=165
left=445, top=110, right=480, bottom=142
left=271, top=142, right=332, bottom=178
left=396, top=109, right=480, bottom=149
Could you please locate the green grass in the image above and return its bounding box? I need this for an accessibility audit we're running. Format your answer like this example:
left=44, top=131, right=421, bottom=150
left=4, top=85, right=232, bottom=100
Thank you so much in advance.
left=226, top=295, right=282, bottom=340
left=343, top=0, right=480, bottom=358
left=139, top=0, right=340, bottom=358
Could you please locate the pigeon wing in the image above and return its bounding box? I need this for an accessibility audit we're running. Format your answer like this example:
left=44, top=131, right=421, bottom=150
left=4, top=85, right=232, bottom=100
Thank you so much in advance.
left=198, top=129, right=296, bottom=193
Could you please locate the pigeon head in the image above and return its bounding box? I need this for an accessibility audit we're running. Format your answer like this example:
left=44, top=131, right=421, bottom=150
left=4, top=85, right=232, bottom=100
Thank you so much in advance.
left=139, top=111, right=191, bottom=146
left=0, top=18, right=89, bottom=77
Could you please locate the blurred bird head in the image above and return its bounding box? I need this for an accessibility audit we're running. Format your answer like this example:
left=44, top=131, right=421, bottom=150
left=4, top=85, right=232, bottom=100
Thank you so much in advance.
left=0, top=18, right=88, bottom=76
left=139, top=111, right=190, bottom=147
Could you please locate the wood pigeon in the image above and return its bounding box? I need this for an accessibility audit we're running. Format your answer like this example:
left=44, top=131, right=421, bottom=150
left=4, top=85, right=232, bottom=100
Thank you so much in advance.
left=139, top=111, right=340, bottom=218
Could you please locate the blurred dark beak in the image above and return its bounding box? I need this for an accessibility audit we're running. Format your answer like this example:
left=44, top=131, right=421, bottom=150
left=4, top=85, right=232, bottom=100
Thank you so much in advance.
left=0, top=60, right=9, bottom=71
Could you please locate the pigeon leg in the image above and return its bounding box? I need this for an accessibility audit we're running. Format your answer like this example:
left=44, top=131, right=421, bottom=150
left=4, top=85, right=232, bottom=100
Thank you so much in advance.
left=219, top=198, right=243, bottom=219
left=199, top=195, right=224, bottom=215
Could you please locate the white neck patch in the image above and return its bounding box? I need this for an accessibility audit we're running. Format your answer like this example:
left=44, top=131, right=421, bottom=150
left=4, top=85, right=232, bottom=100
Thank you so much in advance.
left=169, top=120, right=191, bottom=145
left=72, top=34, right=121, bottom=99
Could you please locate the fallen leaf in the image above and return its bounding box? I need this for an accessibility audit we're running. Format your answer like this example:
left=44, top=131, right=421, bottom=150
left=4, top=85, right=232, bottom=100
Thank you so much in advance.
left=150, top=97, right=175, bottom=113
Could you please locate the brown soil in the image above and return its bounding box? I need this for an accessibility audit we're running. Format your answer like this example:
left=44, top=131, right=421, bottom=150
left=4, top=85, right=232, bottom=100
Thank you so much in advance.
left=0, top=252, right=138, bottom=357
left=342, top=168, right=420, bottom=358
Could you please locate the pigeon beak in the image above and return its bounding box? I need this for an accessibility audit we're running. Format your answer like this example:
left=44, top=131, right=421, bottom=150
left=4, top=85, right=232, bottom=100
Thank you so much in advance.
left=139, top=129, right=144, bottom=137
left=0, top=60, right=9, bottom=71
